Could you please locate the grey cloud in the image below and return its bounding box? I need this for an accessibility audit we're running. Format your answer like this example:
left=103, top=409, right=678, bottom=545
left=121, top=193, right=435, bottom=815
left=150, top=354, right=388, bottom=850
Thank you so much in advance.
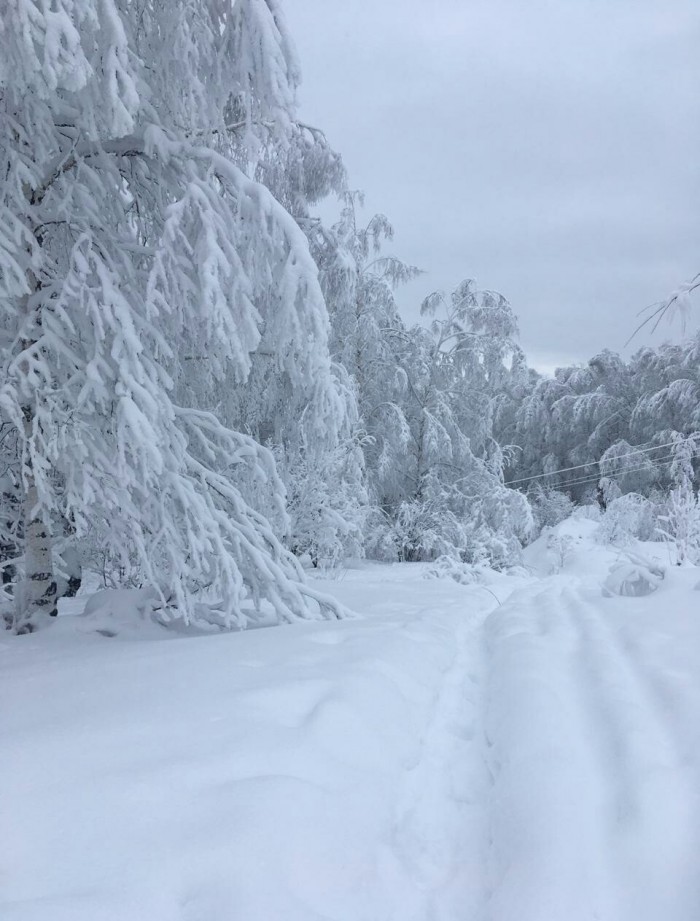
left=286, top=0, right=700, bottom=368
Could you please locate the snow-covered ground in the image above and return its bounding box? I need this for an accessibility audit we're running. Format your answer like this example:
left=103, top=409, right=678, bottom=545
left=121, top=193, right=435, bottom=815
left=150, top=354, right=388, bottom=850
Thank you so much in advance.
left=3, top=520, right=700, bottom=920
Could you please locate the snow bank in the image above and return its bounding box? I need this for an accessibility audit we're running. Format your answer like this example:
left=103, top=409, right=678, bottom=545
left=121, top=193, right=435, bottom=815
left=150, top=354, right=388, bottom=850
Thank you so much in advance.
left=603, top=560, right=664, bottom=597
left=79, top=587, right=172, bottom=637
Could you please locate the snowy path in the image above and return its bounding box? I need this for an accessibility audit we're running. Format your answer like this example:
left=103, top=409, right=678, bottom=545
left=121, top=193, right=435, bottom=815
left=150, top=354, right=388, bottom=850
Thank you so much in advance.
left=389, top=602, right=490, bottom=921
left=3, top=536, right=700, bottom=920
left=562, top=583, right=700, bottom=920
left=483, top=577, right=700, bottom=920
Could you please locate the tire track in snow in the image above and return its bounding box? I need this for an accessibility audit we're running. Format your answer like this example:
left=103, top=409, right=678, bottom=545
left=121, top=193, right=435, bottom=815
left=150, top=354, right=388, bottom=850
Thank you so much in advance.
left=389, top=603, right=493, bottom=921
left=387, top=574, right=700, bottom=921
left=563, top=584, right=700, bottom=921
left=483, top=579, right=621, bottom=921
left=590, top=584, right=700, bottom=782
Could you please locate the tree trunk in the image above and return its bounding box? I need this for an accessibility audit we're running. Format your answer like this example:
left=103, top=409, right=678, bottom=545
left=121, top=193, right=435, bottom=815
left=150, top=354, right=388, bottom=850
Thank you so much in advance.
left=12, top=252, right=57, bottom=631
left=15, top=407, right=57, bottom=633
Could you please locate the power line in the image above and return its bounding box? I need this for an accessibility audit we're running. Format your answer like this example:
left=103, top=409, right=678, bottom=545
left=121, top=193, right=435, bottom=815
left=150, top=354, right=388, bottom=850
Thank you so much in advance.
left=504, top=439, right=684, bottom=487
left=505, top=440, right=681, bottom=486
left=536, top=451, right=698, bottom=494
left=549, top=456, right=675, bottom=491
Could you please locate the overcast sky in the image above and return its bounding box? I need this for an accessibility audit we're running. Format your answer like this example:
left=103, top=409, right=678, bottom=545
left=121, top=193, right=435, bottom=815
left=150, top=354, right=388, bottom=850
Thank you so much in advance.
left=285, top=0, right=700, bottom=371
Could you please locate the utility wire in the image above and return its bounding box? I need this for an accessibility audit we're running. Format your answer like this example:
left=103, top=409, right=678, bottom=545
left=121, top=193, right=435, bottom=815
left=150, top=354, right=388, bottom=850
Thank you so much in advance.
left=547, top=456, right=674, bottom=491
left=504, top=438, right=683, bottom=487
left=533, top=451, right=698, bottom=494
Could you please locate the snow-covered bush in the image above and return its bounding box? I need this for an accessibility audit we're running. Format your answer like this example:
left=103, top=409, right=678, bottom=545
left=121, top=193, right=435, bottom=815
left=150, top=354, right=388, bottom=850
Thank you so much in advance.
left=602, top=560, right=664, bottom=597
left=424, top=555, right=479, bottom=584
left=476, top=530, right=524, bottom=570
left=280, top=444, right=365, bottom=569
left=79, top=589, right=169, bottom=638
left=656, top=434, right=700, bottom=565
left=597, top=494, right=657, bottom=544
left=529, top=487, right=575, bottom=533
left=366, top=485, right=528, bottom=569
left=545, top=530, right=575, bottom=573
left=476, top=485, right=533, bottom=562
left=388, top=500, right=466, bottom=563
left=658, top=484, right=700, bottom=565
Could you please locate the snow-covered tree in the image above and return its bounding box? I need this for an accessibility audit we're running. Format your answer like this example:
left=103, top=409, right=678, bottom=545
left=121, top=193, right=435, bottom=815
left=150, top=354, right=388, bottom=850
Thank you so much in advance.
left=598, top=441, right=660, bottom=496
left=377, top=280, right=532, bottom=564
left=657, top=433, right=700, bottom=564
left=506, top=336, right=700, bottom=504
left=658, top=486, right=700, bottom=565
left=194, top=113, right=358, bottom=572
left=276, top=423, right=366, bottom=569
left=311, top=193, right=420, bottom=526
left=0, top=0, right=344, bottom=631
left=528, top=486, right=575, bottom=532
left=598, top=493, right=657, bottom=545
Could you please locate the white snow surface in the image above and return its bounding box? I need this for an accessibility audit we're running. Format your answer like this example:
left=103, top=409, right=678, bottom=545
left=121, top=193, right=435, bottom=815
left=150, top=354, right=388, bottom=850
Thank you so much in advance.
left=3, top=520, right=700, bottom=920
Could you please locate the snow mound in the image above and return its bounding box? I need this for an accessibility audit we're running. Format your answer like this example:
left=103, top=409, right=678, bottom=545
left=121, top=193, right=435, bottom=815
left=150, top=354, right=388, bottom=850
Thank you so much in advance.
left=79, top=588, right=171, bottom=638
left=424, top=555, right=478, bottom=584
left=523, top=516, right=602, bottom=576
left=603, top=561, right=664, bottom=597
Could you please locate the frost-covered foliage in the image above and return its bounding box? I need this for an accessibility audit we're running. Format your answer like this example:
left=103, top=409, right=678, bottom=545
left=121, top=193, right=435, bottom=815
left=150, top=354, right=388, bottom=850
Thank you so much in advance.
left=657, top=434, right=700, bottom=565
left=11, top=1, right=694, bottom=624
left=1, top=0, right=546, bottom=632
left=529, top=487, right=575, bottom=533
left=274, top=422, right=366, bottom=569
left=658, top=486, right=700, bottom=565
left=214, top=69, right=357, bottom=564
left=310, top=193, right=419, bottom=516
left=592, top=436, right=699, bottom=552
left=597, top=494, right=657, bottom=545
left=0, top=0, right=347, bottom=631
left=598, top=441, right=659, bottom=496
left=636, top=272, right=700, bottom=337
left=424, top=556, right=474, bottom=584
left=544, top=530, right=575, bottom=574
left=395, top=281, right=532, bottom=565
left=355, top=280, right=533, bottom=566
left=374, top=499, right=464, bottom=563
left=313, top=209, right=535, bottom=566
left=499, top=337, right=700, bottom=503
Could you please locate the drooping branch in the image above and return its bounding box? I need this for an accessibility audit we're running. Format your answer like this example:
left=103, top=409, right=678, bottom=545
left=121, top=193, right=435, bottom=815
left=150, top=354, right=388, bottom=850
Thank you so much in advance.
left=33, top=135, right=151, bottom=205
left=33, top=112, right=331, bottom=207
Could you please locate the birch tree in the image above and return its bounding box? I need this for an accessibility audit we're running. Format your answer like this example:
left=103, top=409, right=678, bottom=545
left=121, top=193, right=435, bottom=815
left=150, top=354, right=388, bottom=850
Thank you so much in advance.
left=0, top=0, right=343, bottom=631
